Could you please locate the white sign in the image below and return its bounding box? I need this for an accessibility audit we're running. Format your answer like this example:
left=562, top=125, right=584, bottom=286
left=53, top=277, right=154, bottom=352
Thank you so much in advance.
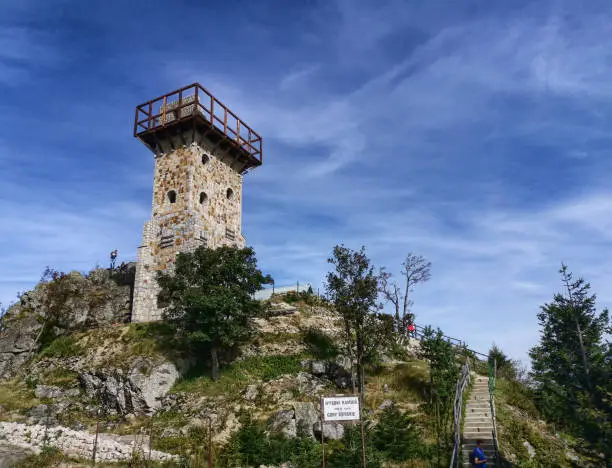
left=322, top=396, right=360, bottom=422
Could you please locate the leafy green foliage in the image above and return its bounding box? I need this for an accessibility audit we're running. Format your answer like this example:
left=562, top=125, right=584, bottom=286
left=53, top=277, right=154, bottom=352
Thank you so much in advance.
left=220, top=415, right=321, bottom=467
left=489, top=343, right=520, bottom=381
left=326, top=245, right=380, bottom=395
left=529, top=264, right=611, bottom=460
left=328, top=422, right=383, bottom=468
left=157, top=245, right=271, bottom=380
left=418, top=326, right=460, bottom=464
left=373, top=405, right=425, bottom=461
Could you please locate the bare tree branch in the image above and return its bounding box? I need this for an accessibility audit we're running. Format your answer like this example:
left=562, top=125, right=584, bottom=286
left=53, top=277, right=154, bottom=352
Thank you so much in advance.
left=401, top=253, right=431, bottom=319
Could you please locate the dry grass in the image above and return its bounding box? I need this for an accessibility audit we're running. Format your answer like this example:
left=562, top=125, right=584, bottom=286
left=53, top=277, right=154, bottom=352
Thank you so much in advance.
left=366, top=360, right=429, bottom=412
left=0, top=379, right=39, bottom=416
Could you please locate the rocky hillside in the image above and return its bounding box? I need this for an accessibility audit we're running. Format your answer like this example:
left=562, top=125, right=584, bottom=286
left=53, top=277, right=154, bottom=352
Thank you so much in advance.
left=0, top=269, right=600, bottom=467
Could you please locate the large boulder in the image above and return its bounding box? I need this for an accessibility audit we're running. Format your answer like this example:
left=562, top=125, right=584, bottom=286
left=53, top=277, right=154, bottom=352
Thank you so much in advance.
left=313, top=421, right=345, bottom=440
left=78, top=358, right=179, bottom=415
left=293, top=402, right=319, bottom=438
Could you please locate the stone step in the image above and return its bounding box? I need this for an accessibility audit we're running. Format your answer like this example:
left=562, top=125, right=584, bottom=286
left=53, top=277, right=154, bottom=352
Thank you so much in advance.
left=464, top=418, right=492, bottom=423
left=463, top=424, right=494, bottom=430
left=463, top=432, right=493, bottom=439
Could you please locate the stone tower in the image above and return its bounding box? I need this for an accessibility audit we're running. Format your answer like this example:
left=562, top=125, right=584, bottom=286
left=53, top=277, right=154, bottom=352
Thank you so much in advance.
left=131, top=83, right=262, bottom=322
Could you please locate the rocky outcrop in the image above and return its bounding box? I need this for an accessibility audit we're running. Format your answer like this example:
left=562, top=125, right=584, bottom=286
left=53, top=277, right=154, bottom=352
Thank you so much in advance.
left=78, top=358, right=179, bottom=415
left=267, top=402, right=345, bottom=441
left=0, top=421, right=177, bottom=463
left=0, top=266, right=134, bottom=380
left=301, top=356, right=352, bottom=389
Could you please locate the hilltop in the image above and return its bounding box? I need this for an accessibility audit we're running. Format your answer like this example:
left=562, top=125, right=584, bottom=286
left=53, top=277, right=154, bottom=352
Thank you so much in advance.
left=0, top=267, right=599, bottom=467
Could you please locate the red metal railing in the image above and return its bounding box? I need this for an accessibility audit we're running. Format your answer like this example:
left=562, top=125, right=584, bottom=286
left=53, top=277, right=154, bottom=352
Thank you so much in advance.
left=134, top=83, right=262, bottom=162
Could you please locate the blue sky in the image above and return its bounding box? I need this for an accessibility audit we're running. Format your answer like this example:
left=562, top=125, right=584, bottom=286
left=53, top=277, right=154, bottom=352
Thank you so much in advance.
left=2, top=0, right=612, bottom=363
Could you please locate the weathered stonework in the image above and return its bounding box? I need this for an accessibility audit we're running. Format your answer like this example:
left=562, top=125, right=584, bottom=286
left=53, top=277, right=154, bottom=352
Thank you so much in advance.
left=132, top=141, right=246, bottom=322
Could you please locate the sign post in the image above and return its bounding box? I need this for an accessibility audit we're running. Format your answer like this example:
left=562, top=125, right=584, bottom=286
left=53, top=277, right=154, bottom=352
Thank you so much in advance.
left=320, top=395, right=365, bottom=467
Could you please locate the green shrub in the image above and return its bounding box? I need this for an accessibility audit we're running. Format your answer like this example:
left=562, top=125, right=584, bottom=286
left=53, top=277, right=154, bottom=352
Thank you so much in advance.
left=303, top=327, right=340, bottom=359
left=373, top=406, right=424, bottom=461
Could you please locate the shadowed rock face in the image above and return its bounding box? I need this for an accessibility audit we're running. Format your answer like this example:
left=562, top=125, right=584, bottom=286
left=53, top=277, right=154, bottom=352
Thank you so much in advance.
left=78, top=358, right=180, bottom=415
left=0, top=266, right=135, bottom=380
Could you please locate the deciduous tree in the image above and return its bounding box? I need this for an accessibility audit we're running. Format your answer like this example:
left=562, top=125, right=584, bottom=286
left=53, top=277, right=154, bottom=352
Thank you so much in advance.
left=326, top=245, right=380, bottom=397
left=157, top=246, right=271, bottom=381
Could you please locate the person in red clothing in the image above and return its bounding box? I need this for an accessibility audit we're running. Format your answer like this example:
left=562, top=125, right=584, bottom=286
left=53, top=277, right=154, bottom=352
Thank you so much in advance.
left=406, top=313, right=416, bottom=338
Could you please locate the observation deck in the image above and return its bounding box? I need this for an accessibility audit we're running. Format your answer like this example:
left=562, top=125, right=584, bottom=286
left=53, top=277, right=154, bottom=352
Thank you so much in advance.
left=134, top=83, right=262, bottom=171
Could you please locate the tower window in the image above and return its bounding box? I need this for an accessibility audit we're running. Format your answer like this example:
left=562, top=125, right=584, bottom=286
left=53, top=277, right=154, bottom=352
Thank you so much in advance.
left=201, top=154, right=210, bottom=165
left=199, top=192, right=208, bottom=204
left=167, top=190, right=177, bottom=204
left=226, top=188, right=234, bottom=200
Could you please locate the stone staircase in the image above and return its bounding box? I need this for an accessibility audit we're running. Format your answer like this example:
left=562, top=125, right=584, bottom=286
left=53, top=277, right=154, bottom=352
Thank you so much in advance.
left=461, top=375, right=496, bottom=466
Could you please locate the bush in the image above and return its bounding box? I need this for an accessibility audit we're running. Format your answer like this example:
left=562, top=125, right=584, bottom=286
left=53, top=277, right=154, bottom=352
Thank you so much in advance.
left=220, top=416, right=321, bottom=467
left=373, top=406, right=424, bottom=461
left=303, top=327, right=340, bottom=359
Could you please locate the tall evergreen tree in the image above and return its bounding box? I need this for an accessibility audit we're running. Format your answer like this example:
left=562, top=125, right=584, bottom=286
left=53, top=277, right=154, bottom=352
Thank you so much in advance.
left=529, top=264, right=611, bottom=461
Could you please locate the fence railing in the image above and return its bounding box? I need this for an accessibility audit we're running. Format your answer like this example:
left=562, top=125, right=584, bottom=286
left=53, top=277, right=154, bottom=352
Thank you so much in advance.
left=489, top=358, right=500, bottom=467
left=134, top=82, right=262, bottom=163
left=449, top=357, right=471, bottom=468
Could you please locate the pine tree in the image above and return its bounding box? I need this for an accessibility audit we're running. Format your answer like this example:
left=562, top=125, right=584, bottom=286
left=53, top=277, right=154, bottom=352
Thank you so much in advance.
left=529, top=264, right=611, bottom=460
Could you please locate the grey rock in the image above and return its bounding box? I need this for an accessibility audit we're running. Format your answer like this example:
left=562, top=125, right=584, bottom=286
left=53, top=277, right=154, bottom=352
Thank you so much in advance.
left=268, top=409, right=296, bottom=438
left=296, top=372, right=326, bottom=397
left=79, top=359, right=179, bottom=415
left=313, top=421, right=344, bottom=440
left=0, top=267, right=135, bottom=380
left=293, top=402, right=319, bottom=438
left=35, top=385, right=64, bottom=399
left=523, top=440, right=536, bottom=459
left=311, top=361, right=326, bottom=375
left=378, top=399, right=394, bottom=410
left=244, top=384, right=259, bottom=401
left=128, top=358, right=179, bottom=412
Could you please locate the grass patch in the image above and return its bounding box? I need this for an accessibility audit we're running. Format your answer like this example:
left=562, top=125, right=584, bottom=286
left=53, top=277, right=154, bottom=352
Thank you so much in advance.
left=173, top=355, right=304, bottom=397
left=40, top=335, right=83, bottom=358
left=495, top=377, right=574, bottom=467
left=40, top=367, right=79, bottom=387
left=122, top=322, right=182, bottom=357
left=366, top=360, right=429, bottom=411
left=0, top=379, right=39, bottom=414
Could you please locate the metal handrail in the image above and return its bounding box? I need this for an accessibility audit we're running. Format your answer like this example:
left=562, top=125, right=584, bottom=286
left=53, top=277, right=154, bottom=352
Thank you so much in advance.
left=133, top=82, right=263, bottom=162
left=449, top=357, right=471, bottom=468
left=488, top=358, right=500, bottom=467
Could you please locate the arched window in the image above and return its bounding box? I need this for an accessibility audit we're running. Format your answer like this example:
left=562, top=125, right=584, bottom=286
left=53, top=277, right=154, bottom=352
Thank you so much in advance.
left=167, top=190, right=177, bottom=204
left=201, top=154, right=210, bottom=165
left=199, top=192, right=208, bottom=204
left=226, top=188, right=234, bottom=200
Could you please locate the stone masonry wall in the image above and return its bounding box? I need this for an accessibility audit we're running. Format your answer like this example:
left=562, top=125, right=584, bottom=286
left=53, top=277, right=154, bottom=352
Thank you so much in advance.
left=132, top=142, right=246, bottom=322
left=0, top=422, right=177, bottom=463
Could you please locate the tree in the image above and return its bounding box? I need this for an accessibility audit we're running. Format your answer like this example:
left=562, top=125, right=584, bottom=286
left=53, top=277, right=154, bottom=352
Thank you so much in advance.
left=326, top=245, right=380, bottom=397
left=488, top=343, right=519, bottom=381
left=529, top=264, right=611, bottom=461
left=418, top=326, right=459, bottom=464
left=157, top=246, right=271, bottom=381
left=379, top=253, right=431, bottom=333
